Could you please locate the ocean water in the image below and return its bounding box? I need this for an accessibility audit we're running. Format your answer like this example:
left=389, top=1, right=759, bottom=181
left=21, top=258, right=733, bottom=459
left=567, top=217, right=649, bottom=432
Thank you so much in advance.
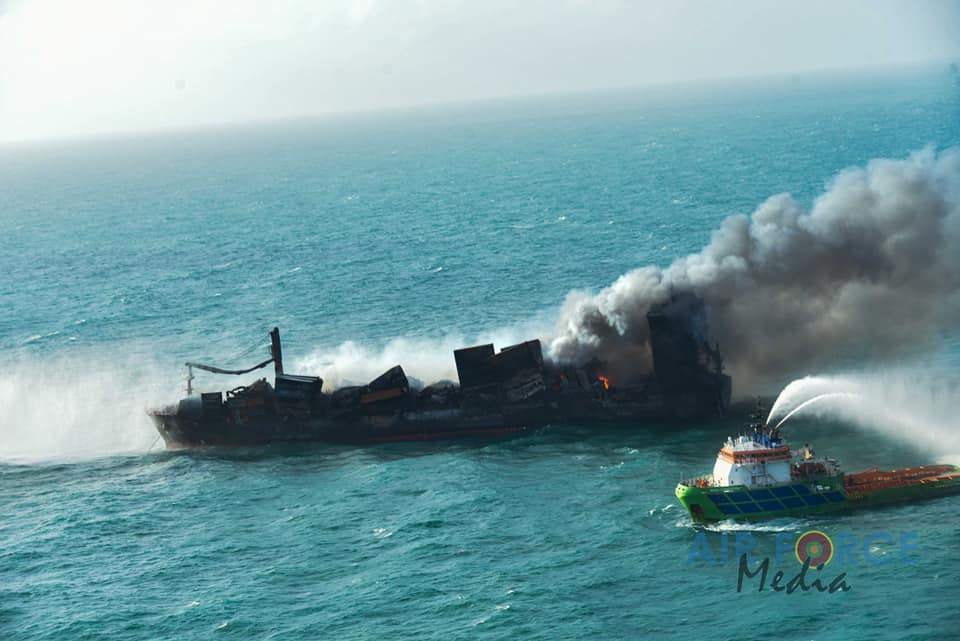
left=2, top=67, right=960, bottom=640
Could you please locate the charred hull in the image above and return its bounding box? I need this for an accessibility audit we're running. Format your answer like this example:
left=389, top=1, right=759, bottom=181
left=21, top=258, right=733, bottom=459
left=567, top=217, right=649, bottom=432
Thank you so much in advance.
left=150, top=400, right=528, bottom=447
left=149, top=382, right=729, bottom=448
left=149, top=294, right=732, bottom=447
left=148, top=381, right=726, bottom=448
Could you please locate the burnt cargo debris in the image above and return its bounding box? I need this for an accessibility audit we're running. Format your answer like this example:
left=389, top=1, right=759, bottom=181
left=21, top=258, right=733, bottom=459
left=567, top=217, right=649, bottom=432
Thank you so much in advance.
left=149, top=295, right=732, bottom=447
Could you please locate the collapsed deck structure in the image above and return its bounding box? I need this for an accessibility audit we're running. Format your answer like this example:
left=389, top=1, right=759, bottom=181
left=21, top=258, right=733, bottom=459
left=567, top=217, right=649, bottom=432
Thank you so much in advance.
left=149, top=293, right=731, bottom=447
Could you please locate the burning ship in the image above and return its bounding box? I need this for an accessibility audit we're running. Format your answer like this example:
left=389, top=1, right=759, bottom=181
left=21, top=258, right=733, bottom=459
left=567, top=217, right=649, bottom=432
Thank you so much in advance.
left=149, top=293, right=731, bottom=447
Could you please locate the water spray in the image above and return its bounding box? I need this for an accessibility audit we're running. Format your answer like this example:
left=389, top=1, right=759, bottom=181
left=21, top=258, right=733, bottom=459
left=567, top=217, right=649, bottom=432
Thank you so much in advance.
left=771, top=392, right=864, bottom=430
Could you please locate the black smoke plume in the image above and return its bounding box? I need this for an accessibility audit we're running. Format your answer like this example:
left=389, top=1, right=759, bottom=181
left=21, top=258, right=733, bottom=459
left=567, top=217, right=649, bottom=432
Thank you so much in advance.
left=547, top=148, right=960, bottom=395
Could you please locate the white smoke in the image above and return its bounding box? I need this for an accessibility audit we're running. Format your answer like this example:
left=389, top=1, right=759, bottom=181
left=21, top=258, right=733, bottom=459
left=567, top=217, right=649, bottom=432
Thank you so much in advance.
left=548, top=148, right=960, bottom=395
left=294, top=336, right=463, bottom=390
left=293, top=320, right=551, bottom=390
left=0, top=352, right=171, bottom=463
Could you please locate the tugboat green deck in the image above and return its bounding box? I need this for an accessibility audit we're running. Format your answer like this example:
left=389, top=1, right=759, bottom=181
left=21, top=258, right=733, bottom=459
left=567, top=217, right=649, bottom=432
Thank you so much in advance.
left=676, top=414, right=960, bottom=522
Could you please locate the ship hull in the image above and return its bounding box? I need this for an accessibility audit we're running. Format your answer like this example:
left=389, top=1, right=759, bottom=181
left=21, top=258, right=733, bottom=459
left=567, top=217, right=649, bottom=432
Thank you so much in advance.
left=149, top=408, right=528, bottom=447
left=676, top=465, right=960, bottom=522
left=148, top=386, right=723, bottom=448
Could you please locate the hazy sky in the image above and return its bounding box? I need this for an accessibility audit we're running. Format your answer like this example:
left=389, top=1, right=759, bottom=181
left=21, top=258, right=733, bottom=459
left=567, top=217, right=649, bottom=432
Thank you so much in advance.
left=1, top=0, right=958, bottom=143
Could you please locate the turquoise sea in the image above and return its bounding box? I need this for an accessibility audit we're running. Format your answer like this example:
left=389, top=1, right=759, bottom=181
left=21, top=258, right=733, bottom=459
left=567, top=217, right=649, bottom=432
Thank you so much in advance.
left=2, top=67, right=960, bottom=640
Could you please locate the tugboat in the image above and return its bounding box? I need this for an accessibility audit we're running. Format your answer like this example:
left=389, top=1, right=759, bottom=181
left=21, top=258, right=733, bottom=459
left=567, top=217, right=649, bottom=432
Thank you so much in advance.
left=676, top=408, right=960, bottom=522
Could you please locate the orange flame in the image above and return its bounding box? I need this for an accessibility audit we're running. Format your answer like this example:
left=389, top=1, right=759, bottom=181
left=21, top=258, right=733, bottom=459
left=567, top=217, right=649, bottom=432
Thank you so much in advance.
left=598, top=375, right=610, bottom=391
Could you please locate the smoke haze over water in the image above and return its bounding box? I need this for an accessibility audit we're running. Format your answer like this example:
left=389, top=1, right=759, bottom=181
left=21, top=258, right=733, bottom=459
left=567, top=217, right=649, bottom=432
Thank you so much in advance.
left=548, top=148, right=960, bottom=394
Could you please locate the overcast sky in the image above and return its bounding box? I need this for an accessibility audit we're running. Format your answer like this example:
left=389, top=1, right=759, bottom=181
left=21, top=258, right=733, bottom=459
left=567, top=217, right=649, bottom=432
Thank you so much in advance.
left=1, top=0, right=958, bottom=143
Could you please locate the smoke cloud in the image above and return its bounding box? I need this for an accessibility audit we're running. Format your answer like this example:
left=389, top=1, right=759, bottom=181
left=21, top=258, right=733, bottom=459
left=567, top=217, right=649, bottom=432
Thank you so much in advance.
left=293, top=320, right=551, bottom=391
left=548, top=147, right=960, bottom=394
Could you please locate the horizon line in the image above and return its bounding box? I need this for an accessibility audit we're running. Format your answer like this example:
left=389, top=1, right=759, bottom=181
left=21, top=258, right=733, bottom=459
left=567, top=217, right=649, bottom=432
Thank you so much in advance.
left=2, top=58, right=956, bottom=149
